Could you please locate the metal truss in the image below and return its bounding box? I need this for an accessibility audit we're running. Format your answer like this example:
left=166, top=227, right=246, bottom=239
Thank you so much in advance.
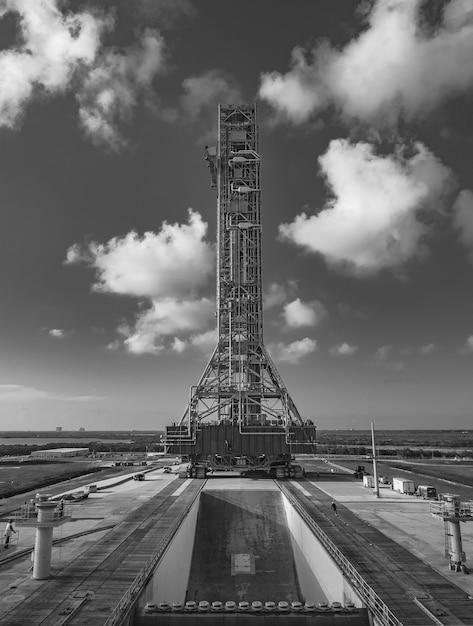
left=179, top=104, right=303, bottom=435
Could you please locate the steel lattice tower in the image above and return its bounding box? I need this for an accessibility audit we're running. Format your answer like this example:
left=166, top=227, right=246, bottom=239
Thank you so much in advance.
left=166, top=104, right=315, bottom=475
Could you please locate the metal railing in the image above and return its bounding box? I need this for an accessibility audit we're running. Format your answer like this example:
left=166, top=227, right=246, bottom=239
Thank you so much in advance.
left=430, top=500, right=473, bottom=519
left=102, top=480, right=206, bottom=626
left=276, top=481, right=404, bottom=626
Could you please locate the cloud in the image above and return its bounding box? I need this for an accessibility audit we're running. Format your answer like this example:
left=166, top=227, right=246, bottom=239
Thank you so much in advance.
left=459, top=335, right=473, bottom=355
left=259, top=0, right=473, bottom=127
left=171, top=328, right=217, bottom=355
left=162, top=70, right=243, bottom=139
left=0, top=2, right=170, bottom=149
left=67, top=209, right=216, bottom=355
left=48, top=328, right=66, bottom=338
left=420, top=343, right=435, bottom=355
left=0, top=384, right=104, bottom=402
left=179, top=70, right=242, bottom=123
left=375, top=345, right=392, bottom=361
left=66, top=209, right=214, bottom=299
left=330, top=342, right=358, bottom=357
left=77, top=29, right=166, bottom=150
left=117, top=297, right=214, bottom=355
left=279, top=139, right=455, bottom=275
left=0, top=384, right=53, bottom=402
left=268, top=338, right=317, bottom=364
left=283, top=298, right=325, bottom=328
left=0, top=0, right=110, bottom=128
left=372, top=345, right=404, bottom=371
left=452, top=189, right=473, bottom=262
left=263, top=280, right=298, bottom=309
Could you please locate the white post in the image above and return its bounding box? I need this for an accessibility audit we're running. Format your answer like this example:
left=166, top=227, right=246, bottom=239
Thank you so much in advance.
left=371, top=422, right=379, bottom=498
left=32, top=500, right=57, bottom=580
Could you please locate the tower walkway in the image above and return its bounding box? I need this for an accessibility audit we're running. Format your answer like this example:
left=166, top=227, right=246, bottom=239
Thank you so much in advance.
left=281, top=478, right=473, bottom=625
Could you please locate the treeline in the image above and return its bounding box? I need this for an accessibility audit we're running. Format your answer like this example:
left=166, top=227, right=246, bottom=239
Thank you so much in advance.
left=318, top=445, right=473, bottom=458
left=0, top=440, right=163, bottom=457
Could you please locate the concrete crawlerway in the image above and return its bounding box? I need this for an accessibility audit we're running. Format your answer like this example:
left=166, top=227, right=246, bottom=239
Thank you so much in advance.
left=0, top=465, right=472, bottom=624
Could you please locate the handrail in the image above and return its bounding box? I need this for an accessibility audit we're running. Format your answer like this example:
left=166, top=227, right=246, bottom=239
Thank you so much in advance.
left=102, top=479, right=206, bottom=626
left=276, top=481, right=404, bottom=626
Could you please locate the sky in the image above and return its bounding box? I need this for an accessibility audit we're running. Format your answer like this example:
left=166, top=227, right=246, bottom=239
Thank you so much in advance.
left=1, top=0, right=473, bottom=431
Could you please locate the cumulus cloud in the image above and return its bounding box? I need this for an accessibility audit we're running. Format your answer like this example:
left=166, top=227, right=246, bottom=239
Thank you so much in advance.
left=420, top=343, right=435, bottom=355
left=0, top=2, right=171, bottom=149
left=279, top=139, right=455, bottom=275
left=0, top=0, right=110, bottom=128
left=77, top=29, right=166, bottom=150
left=259, top=0, right=473, bottom=127
left=263, top=280, right=298, bottom=309
left=283, top=298, right=324, bottom=328
left=66, top=209, right=214, bottom=298
left=117, top=297, right=214, bottom=355
left=179, top=70, right=242, bottom=123
left=452, top=189, right=473, bottom=262
left=67, top=210, right=216, bottom=355
left=268, top=338, right=317, bottom=364
left=48, top=328, right=66, bottom=338
left=330, top=342, right=358, bottom=357
left=171, top=328, right=217, bottom=355
left=375, top=345, right=392, bottom=360
left=0, top=384, right=53, bottom=402
left=459, top=335, right=473, bottom=355
left=0, top=384, right=103, bottom=402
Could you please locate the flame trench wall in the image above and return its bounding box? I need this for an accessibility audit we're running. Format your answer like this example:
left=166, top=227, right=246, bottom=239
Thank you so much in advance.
left=139, top=484, right=361, bottom=608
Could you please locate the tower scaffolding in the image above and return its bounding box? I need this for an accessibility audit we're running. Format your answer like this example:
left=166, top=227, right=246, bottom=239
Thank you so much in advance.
left=165, top=104, right=316, bottom=477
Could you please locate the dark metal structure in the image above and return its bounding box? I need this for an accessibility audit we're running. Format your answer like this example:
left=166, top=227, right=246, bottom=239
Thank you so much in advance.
left=165, top=104, right=316, bottom=476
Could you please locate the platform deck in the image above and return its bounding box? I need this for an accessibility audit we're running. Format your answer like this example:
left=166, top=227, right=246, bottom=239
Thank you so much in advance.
left=2, top=478, right=205, bottom=626
left=281, top=479, right=473, bottom=626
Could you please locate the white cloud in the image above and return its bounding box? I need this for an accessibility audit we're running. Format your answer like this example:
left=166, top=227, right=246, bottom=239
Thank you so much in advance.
left=0, top=384, right=53, bottom=402
left=279, top=139, right=454, bottom=275
left=178, top=70, right=242, bottom=123
left=259, top=0, right=473, bottom=127
left=0, top=0, right=110, bottom=128
left=67, top=210, right=216, bottom=355
left=48, top=328, right=66, bottom=338
left=283, top=298, right=324, bottom=328
left=375, top=345, right=392, bottom=361
left=420, top=343, right=435, bottom=355
left=171, top=328, right=217, bottom=355
left=459, top=335, right=473, bottom=355
left=263, top=281, right=298, bottom=309
left=268, top=338, right=316, bottom=364
left=0, top=384, right=103, bottom=402
left=452, top=189, right=473, bottom=262
left=77, top=29, right=166, bottom=150
left=66, top=209, right=214, bottom=299
left=330, top=342, right=358, bottom=357
left=117, top=297, right=214, bottom=355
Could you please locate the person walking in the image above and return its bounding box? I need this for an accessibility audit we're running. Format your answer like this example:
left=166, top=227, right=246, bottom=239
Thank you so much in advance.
left=3, top=519, right=17, bottom=548
left=331, top=501, right=338, bottom=516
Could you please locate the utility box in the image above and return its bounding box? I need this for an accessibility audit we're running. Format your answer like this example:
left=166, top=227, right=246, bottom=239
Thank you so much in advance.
left=363, top=474, right=374, bottom=488
left=393, top=477, right=415, bottom=495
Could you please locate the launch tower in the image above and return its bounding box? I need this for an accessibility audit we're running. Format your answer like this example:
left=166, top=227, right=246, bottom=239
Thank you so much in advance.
left=165, top=104, right=316, bottom=476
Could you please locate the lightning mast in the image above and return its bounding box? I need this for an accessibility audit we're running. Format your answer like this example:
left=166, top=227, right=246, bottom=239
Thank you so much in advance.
left=165, top=104, right=316, bottom=476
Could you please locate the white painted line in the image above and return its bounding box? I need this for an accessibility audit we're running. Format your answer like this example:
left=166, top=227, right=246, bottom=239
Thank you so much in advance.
left=171, top=478, right=193, bottom=496
left=290, top=480, right=311, bottom=497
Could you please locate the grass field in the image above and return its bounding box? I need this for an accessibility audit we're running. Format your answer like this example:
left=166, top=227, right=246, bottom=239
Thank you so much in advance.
left=0, top=461, right=113, bottom=498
